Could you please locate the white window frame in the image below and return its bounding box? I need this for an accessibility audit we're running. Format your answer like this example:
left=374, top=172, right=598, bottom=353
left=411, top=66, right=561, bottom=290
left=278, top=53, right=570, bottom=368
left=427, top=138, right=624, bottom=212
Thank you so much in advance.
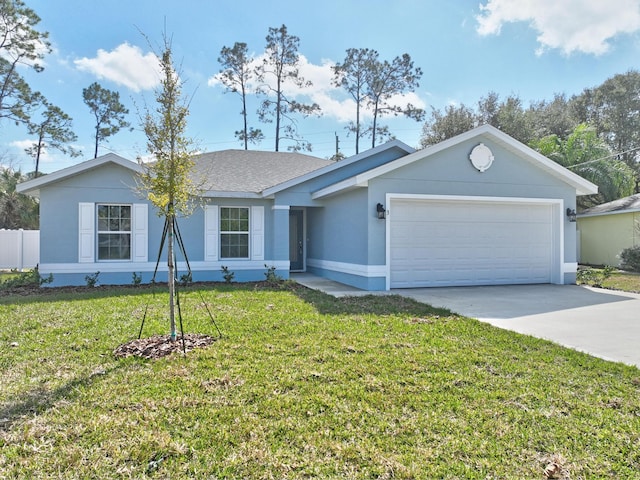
left=78, top=202, right=147, bottom=263
left=204, top=205, right=264, bottom=262
left=219, top=206, right=250, bottom=259
left=96, top=204, right=133, bottom=261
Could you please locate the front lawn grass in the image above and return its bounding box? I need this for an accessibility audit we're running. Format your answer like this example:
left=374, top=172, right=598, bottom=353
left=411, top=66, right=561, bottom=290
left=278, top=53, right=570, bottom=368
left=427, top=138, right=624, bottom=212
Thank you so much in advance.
left=1, top=283, right=639, bottom=479
left=602, top=270, right=640, bottom=292
left=578, top=266, right=640, bottom=293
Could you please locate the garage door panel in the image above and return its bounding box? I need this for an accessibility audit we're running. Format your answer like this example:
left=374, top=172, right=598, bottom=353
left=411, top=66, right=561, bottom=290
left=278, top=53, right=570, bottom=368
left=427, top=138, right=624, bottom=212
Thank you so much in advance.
left=390, top=200, right=555, bottom=288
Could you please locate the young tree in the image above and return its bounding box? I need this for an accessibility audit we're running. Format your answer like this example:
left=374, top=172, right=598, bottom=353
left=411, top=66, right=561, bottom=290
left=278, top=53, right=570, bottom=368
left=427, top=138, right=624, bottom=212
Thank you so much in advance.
left=25, top=94, right=81, bottom=176
left=332, top=48, right=378, bottom=154
left=255, top=24, right=320, bottom=152
left=364, top=53, right=424, bottom=149
left=82, top=82, right=131, bottom=158
left=217, top=42, right=263, bottom=149
left=138, top=39, right=198, bottom=342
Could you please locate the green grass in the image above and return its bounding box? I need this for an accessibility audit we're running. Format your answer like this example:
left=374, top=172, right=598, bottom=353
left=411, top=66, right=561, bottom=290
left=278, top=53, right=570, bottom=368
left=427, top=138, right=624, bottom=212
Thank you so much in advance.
left=578, top=266, right=640, bottom=293
left=601, top=270, right=640, bottom=292
left=1, top=283, right=639, bottom=479
left=0, top=271, right=20, bottom=284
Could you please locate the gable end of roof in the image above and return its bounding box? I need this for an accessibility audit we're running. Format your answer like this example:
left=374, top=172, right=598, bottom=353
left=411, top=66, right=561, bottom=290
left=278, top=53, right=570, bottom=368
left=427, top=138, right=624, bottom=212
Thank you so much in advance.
left=16, top=153, right=140, bottom=196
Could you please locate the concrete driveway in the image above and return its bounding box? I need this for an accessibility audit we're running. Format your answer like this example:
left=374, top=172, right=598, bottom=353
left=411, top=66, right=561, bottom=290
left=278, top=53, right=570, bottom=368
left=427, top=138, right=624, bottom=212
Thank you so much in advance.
left=395, top=284, right=640, bottom=369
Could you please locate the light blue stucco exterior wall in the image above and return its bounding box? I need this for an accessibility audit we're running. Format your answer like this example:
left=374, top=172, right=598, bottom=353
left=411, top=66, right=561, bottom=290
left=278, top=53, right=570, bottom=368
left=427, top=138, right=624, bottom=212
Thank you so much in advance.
left=32, top=132, right=581, bottom=289
left=300, top=136, right=579, bottom=289
left=37, top=163, right=284, bottom=286
left=371, top=138, right=577, bottom=285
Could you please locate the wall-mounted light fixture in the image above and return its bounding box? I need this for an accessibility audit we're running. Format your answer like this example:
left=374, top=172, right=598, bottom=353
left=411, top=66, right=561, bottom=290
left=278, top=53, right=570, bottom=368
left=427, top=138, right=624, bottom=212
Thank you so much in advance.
left=566, top=208, right=577, bottom=222
left=376, top=203, right=386, bottom=219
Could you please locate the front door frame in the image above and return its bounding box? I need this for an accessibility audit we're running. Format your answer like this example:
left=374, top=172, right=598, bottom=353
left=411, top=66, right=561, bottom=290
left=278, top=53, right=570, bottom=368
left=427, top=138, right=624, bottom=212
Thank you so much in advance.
left=289, top=208, right=305, bottom=272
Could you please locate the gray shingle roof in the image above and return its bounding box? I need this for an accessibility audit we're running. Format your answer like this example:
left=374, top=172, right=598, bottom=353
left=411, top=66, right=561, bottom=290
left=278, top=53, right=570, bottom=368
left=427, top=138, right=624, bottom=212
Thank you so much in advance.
left=190, top=150, right=334, bottom=194
left=580, top=193, right=640, bottom=216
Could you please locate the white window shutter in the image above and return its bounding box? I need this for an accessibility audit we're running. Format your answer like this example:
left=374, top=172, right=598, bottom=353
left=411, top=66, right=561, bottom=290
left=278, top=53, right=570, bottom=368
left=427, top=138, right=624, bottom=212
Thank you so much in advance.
left=78, top=202, right=95, bottom=263
left=132, top=203, right=148, bottom=262
left=251, top=206, right=264, bottom=260
left=204, top=205, right=219, bottom=261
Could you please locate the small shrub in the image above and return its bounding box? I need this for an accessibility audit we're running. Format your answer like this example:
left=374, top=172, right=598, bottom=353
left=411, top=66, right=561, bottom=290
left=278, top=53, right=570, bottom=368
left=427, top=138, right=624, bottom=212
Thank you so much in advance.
left=132, top=272, right=142, bottom=285
left=221, top=266, right=235, bottom=284
left=577, top=266, right=615, bottom=287
left=0, top=266, right=52, bottom=290
left=264, top=264, right=282, bottom=286
left=85, top=271, right=100, bottom=288
left=179, top=272, right=192, bottom=286
left=620, top=245, right=640, bottom=272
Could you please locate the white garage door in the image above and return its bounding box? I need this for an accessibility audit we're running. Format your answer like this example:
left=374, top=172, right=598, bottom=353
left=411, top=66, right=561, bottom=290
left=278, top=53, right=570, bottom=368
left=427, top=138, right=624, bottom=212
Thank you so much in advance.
left=390, top=198, right=555, bottom=288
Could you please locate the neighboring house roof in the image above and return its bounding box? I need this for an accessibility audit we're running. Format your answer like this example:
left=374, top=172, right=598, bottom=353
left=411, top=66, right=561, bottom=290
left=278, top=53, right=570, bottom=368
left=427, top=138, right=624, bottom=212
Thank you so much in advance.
left=579, top=193, right=640, bottom=218
left=193, top=150, right=334, bottom=197
left=16, top=153, right=140, bottom=198
left=311, top=124, right=599, bottom=199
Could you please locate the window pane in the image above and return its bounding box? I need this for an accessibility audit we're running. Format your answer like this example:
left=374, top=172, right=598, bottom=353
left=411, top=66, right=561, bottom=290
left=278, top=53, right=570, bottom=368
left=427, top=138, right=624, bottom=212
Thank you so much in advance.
left=96, top=204, right=132, bottom=260
left=220, top=207, right=249, bottom=232
left=219, top=207, right=249, bottom=258
left=220, top=233, right=249, bottom=258
left=98, top=233, right=131, bottom=260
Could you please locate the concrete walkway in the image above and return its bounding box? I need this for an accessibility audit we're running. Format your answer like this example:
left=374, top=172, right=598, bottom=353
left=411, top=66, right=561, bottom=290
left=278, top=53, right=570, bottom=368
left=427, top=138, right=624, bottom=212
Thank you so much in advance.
left=291, top=274, right=640, bottom=369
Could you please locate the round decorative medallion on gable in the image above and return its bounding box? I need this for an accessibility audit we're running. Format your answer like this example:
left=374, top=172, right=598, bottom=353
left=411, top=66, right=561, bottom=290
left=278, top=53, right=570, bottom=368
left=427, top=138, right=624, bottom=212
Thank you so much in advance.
left=469, top=143, right=494, bottom=172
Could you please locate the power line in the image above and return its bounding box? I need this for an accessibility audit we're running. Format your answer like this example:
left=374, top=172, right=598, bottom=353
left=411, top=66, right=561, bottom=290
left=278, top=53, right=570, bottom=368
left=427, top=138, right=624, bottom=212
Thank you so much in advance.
left=564, top=146, right=640, bottom=170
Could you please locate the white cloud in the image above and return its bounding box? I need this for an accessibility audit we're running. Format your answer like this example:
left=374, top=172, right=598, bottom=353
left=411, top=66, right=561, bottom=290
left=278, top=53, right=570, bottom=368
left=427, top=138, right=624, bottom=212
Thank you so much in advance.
left=476, top=0, right=640, bottom=55
left=10, top=139, right=35, bottom=151
left=10, top=139, right=52, bottom=163
left=74, top=43, right=161, bottom=92
left=209, top=54, right=426, bottom=124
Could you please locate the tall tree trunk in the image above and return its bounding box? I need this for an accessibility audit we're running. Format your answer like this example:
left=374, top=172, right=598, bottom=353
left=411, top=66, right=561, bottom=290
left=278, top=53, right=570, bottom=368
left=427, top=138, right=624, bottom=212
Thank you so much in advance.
left=167, top=215, right=177, bottom=341
left=242, top=85, right=248, bottom=150
left=94, top=125, right=99, bottom=158
left=355, top=98, right=361, bottom=154
left=275, top=77, right=282, bottom=152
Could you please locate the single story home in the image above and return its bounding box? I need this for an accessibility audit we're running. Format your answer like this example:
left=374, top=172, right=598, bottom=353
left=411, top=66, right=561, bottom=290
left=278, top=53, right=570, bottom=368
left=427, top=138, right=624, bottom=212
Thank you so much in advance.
left=17, top=124, right=597, bottom=290
left=577, top=193, right=640, bottom=267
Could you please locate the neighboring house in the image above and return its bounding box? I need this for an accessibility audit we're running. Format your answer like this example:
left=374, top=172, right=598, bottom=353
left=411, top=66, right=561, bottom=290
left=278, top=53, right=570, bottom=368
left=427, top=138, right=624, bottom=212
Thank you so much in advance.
left=577, top=194, right=640, bottom=267
left=17, top=124, right=597, bottom=290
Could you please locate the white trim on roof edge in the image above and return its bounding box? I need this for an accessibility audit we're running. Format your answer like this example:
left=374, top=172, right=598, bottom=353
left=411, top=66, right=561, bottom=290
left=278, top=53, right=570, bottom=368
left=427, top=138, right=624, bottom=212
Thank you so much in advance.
left=261, top=139, right=415, bottom=197
left=200, top=190, right=262, bottom=199
left=312, top=125, right=598, bottom=199
left=17, top=153, right=140, bottom=196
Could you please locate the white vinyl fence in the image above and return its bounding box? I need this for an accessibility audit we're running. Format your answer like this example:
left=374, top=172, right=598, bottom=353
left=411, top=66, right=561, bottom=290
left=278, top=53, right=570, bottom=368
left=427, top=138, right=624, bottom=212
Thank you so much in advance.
left=0, top=229, right=40, bottom=271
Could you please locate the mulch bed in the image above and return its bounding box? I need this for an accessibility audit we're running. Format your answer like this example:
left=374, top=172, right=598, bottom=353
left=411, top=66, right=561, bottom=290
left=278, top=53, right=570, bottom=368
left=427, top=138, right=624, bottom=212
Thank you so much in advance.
left=114, top=333, right=217, bottom=359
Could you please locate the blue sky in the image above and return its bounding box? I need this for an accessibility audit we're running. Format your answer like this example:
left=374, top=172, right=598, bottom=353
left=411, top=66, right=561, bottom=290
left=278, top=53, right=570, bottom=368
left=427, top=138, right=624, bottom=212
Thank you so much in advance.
left=4, top=0, right=640, bottom=173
